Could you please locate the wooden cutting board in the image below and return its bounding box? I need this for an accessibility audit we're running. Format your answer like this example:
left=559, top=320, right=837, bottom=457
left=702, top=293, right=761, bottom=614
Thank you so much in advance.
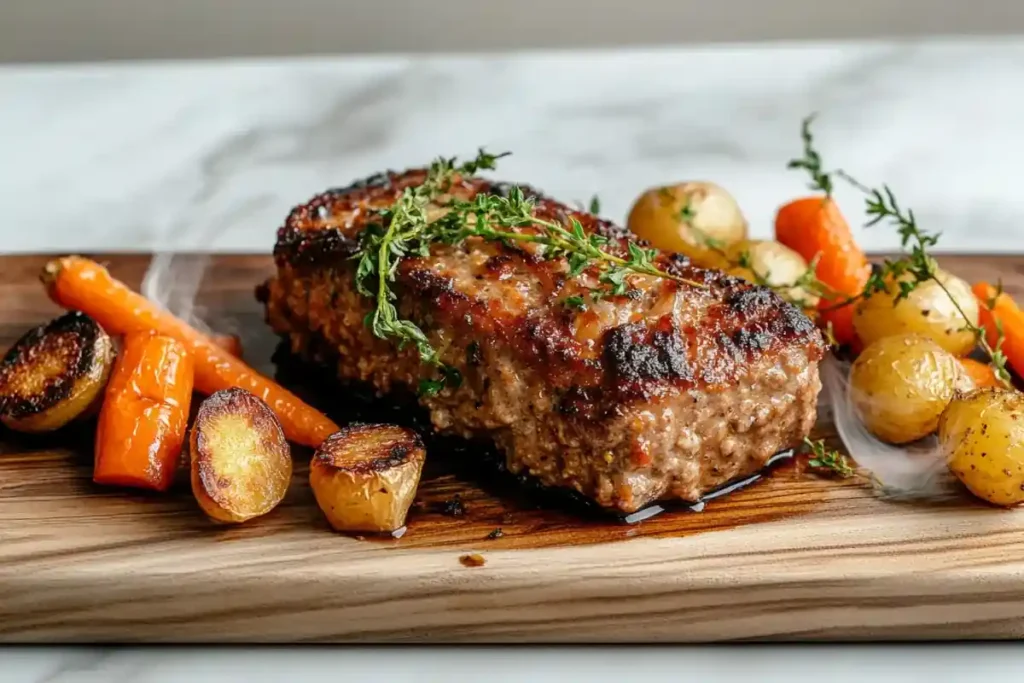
left=3, top=253, right=1024, bottom=643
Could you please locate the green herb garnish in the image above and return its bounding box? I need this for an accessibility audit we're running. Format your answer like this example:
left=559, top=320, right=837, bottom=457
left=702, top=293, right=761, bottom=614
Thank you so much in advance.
left=803, top=437, right=854, bottom=478
left=353, top=149, right=704, bottom=394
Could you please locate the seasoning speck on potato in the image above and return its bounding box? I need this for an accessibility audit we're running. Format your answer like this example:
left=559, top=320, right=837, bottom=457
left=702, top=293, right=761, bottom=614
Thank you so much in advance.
left=0, top=311, right=114, bottom=433
left=941, top=388, right=1024, bottom=507
left=190, top=387, right=292, bottom=524
left=310, top=424, right=426, bottom=534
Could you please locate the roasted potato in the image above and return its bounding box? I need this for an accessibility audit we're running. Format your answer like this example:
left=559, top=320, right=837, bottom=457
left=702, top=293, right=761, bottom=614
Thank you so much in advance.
left=726, top=239, right=819, bottom=309
left=854, top=268, right=979, bottom=356
left=626, top=182, right=747, bottom=268
left=310, top=424, right=426, bottom=533
left=0, top=311, right=114, bottom=433
left=850, top=333, right=968, bottom=444
left=941, top=388, right=1024, bottom=506
left=190, top=387, right=292, bottom=523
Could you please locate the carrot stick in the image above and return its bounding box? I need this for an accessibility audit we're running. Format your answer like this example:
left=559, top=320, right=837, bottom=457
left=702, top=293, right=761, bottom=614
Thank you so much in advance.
left=775, top=197, right=870, bottom=347
left=958, top=357, right=1001, bottom=390
left=94, top=333, right=193, bottom=491
left=212, top=334, right=243, bottom=357
left=973, top=282, right=1024, bottom=379
left=43, top=256, right=338, bottom=447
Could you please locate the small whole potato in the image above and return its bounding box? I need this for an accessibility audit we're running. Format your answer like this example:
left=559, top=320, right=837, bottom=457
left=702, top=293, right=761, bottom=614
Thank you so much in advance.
left=849, top=333, right=968, bottom=444
left=854, top=268, right=979, bottom=356
left=941, top=388, right=1024, bottom=507
left=726, top=239, right=819, bottom=309
left=626, top=181, right=747, bottom=268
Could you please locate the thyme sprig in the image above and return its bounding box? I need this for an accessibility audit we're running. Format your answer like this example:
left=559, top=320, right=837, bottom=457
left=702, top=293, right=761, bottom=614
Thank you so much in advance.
left=787, top=114, right=834, bottom=197
left=792, top=117, right=1011, bottom=384
left=354, top=149, right=704, bottom=395
left=803, top=437, right=855, bottom=478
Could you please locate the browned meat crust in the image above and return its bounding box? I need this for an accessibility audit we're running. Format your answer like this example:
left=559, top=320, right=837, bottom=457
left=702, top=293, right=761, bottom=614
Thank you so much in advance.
left=262, top=167, right=826, bottom=512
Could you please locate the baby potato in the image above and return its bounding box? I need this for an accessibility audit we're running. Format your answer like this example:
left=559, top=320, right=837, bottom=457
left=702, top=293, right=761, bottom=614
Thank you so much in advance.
left=941, top=388, right=1024, bottom=507
left=850, top=333, right=967, bottom=444
left=310, top=424, right=426, bottom=534
left=190, top=387, right=292, bottom=524
left=726, top=239, right=819, bottom=309
left=626, top=181, right=747, bottom=268
left=854, top=268, right=979, bottom=356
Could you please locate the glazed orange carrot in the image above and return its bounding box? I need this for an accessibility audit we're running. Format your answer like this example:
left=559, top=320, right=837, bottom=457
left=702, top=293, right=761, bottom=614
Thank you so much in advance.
left=212, top=334, right=243, bottom=357
left=43, top=256, right=338, bottom=447
left=94, top=333, right=193, bottom=491
left=973, top=282, right=1024, bottom=378
left=958, top=357, right=1001, bottom=389
left=775, top=197, right=870, bottom=347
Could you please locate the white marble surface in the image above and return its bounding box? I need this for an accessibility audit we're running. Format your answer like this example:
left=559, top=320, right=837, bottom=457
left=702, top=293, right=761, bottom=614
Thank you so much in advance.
left=5, top=39, right=1024, bottom=256
left=6, top=38, right=1024, bottom=681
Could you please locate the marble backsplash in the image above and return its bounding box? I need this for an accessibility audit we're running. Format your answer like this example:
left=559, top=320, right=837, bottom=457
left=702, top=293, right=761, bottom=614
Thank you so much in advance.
left=4, top=38, right=1024, bottom=255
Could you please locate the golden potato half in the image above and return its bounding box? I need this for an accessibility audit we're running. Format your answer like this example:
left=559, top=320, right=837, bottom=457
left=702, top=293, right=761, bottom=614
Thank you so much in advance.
left=190, top=387, right=292, bottom=524
left=0, top=311, right=114, bottom=433
left=942, top=388, right=1024, bottom=507
left=310, top=424, right=426, bottom=534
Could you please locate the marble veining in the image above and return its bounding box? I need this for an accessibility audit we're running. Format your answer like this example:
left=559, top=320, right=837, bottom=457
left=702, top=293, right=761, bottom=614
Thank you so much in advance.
left=4, top=39, right=1024, bottom=256
left=5, top=38, right=1024, bottom=681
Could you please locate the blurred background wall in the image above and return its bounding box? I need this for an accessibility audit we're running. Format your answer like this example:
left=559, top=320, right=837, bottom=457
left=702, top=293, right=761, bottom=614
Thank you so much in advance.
left=5, top=0, right=1024, bottom=62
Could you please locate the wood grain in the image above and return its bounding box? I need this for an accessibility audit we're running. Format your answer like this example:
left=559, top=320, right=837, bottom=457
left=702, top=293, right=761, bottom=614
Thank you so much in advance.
left=2, top=253, right=1024, bottom=643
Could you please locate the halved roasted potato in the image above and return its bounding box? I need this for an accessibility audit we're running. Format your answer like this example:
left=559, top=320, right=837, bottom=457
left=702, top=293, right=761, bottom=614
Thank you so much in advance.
left=310, top=424, right=426, bottom=533
left=190, top=387, right=292, bottom=523
left=0, top=311, right=115, bottom=433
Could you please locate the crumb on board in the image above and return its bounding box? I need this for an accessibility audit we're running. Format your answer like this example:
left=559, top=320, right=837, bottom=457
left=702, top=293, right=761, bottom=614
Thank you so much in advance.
left=486, top=528, right=504, bottom=540
left=459, top=553, right=486, bottom=568
left=438, top=494, right=465, bottom=517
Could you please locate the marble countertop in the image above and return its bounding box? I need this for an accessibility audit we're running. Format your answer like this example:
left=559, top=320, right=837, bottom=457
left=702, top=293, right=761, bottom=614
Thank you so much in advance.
left=5, top=38, right=1024, bottom=256
left=5, top=37, right=1024, bottom=682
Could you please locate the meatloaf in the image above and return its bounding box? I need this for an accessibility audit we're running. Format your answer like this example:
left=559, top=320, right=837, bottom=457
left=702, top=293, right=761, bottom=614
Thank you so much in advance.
left=260, top=167, right=826, bottom=513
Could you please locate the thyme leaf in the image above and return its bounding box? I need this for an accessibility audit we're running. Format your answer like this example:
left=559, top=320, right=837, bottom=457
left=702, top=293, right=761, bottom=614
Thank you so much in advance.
left=803, top=437, right=854, bottom=478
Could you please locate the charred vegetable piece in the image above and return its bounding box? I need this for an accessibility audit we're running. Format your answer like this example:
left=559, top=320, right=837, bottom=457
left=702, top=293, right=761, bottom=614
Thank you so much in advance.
left=0, top=311, right=114, bottom=433
left=310, top=424, right=426, bottom=534
left=849, top=333, right=968, bottom=444
left=942, top=388, right=1024, bottom=507
left=93, top=332, right=194, bottom=491
left=190, top=387, right=292, bottom=523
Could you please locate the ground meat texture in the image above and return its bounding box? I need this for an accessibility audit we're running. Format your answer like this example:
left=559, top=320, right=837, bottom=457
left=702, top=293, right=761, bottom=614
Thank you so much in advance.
left=262, top=168, right=826, bottom=513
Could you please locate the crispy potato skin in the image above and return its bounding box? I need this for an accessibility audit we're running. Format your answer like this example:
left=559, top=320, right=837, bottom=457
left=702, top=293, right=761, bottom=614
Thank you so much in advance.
left=190, top=387, right=292, bottom=523
left=942, top=388, right=1024, bottom=507
left=850, top=334, right=966, bottom=444
left=310, top=424, right=426, bottom=533
left=626, top=182, right=747, bottom=268
left=854, top=269, right=979, bottom=356
left=0, top=311, right=114, bottom=433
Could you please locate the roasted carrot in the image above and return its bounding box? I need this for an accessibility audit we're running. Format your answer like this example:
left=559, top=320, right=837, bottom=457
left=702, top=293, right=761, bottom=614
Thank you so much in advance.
left=94, top=332, right=194, bottom=491
left=212, top=334, right=243, bottom=357
left=43, top=256, right=338, bottom=447
left=958, top=357, right=1001, bottom=389
left=973, top=282, right=1024, bottom=378
left=775, top=197, right=870, bottom=347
